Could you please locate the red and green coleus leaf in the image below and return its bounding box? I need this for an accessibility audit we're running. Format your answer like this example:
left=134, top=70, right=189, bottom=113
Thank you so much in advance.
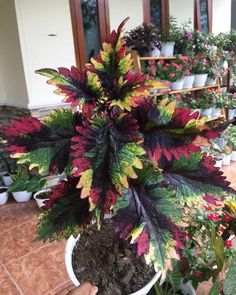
left=37, top=177, right=92, bottom=241
left=35, top=67, right=103, bottom=114
left=113, top=165, right=184, bottom=271
left=133, top=99, right=227, bottom=162
left=162, top=152, right=236, bottom=205
left=2, top=110, right=78, bottom=174
left=71, top=114, right=145, bottom=213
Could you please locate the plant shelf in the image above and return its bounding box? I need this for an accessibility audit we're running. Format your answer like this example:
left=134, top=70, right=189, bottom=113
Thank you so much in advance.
left=206, top=115, right=225, bottom=122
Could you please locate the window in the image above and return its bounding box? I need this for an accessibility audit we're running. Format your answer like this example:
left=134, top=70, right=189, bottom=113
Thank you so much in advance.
left=143, top=0, right=169, bottom=32
left=70, top=0, right=110, bottom=70
left=194, top=0, right=212, bottom=32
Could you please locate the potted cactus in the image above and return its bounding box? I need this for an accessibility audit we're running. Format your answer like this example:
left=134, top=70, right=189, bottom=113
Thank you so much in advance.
left=1, top=19, right=235, bottom=295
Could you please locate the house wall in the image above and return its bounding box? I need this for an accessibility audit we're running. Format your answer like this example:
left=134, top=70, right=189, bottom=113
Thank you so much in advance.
left=0, top=0, right=28, bottom=107
left=14, top=0, right=76, bottom=109
left=212, top=0, right=231, bottom=33
left=232, top=0, right=236, bottom=30
left=169, top=0, right=194, bottom=28
left=108, top=0, right=143, bottom=31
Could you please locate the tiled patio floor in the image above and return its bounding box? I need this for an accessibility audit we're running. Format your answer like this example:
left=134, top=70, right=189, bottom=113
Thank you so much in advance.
left=0, top=163, right=236, bottom=295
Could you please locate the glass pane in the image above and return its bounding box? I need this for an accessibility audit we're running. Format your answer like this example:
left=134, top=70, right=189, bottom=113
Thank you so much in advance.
left=81, top=0, right=101, bottom=62
left=200, top=0, right=208, bottom=32
left=150, top=0, right=161, bottom=29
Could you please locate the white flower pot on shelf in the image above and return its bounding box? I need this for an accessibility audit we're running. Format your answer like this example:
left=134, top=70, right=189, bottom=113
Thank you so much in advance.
left=190, top=109, right=201, bottom=119
left=222, top=154, right=232, bottom=166
left=2, top=173, right=13, bottom=186
left=231, top=151, right=236, bottom=161
left=201, top=108, right=213, bottom=118
left=0, top=187, right=8, bottom=205
left=193, top=74, right=208, bottom=87
left=183, top=75, right=195, bottom=89
left=206, top=77, right=217, bottom=86
left=161, top=42, right=175, bottom=57
left=33, top=188, right=51, bottom=208
left=228, top=109, right=236, bottom=120
left=65, top=235, right=162, bottom=295
left=170, top=79, right=184, bottom=91
left=12, top=191, right=32, bottom=202
left=211, top=108, right=221, bottom=117
left=149, top=47, right=160, bottom=57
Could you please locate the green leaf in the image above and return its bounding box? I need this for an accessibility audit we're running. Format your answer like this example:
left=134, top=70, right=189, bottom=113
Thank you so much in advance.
left=166, top=260, right=182, bottom=292
left=43, top=109, right=74, bottom=131
left=209, top=280, right=221, bottom=295
left=223, top=257, right=236, bottom=295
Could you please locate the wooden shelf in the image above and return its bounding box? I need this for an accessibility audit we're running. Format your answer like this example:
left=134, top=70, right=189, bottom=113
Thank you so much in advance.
left=150, top=84, right=220, bottom=97
left=138, top=56, right=177, bottom=61
left=206, top=115, right=224, bottom=122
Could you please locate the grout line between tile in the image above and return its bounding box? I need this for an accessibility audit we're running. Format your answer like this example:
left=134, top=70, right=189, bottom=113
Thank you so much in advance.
left=45, top=279, right=71, bottom=295
left=4, top=266, right=24, bottom=295
left=0, top=217, right=36, bottom=236
left=2, top=240, right=58, bottom=267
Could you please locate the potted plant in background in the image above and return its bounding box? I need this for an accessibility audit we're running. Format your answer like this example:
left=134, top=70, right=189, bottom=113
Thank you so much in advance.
left=161, top=16, right=181, bottom=57
left=125, top=23, right=161, bottom=56
left=190, top=54, right=209, bottom=87
left=33, top=188, right=51, bottom=208
left=195, top=90, right=214, bottom=117
left=183, top=62, right=195, bottom=89
left=227, top=125, right=236, bottom=161
left=0, top=149, right=17, bottom=186
left=174, top=19, right=194, bottom=56
left=2, top=19, right=236, bottom=295
left=9, top=167, right=46, bottom=202
left=212, top=92, right=224, bottom=117
left=0, top=186, right=8, bottom=205
left=223, top=92, right=236, bottom=120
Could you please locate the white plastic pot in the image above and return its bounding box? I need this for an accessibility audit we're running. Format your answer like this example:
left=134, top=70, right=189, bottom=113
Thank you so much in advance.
left=201, top=108, right=213, bottom=118
left=214, top=159, right=223, bottom=168
left=211, top=108, right=221, bottom=117
left=2, top=174, right=13, bottom=186
left=183, top=75, right=194, bottom=89
left=206, top=77, right=217, bottom=86
left=12, top=191, right=32, bottom=202
left=0, top=187, right=8, bottom=205
left=170, top=79, right=184, bottom=91
left=161, top=42, right=175, bottom=57
left=33, top=188, right=51, bottom=208
left=231, top=151, right=236, bottom=161
left=180, top=281, right=196, bottom=295
left=65, top=235, right=162, bottom=295
left=228, top=109, right=236, bottom=120
left=193, top=74, right=208, bottom=87
left=222, top=154, right=232, bottom=166
left=149, top=47, right=160, bottom=57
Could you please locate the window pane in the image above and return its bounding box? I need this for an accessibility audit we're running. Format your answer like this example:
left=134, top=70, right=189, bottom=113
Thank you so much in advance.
left=200, top=0, right=208, bottom=32
left=81, top=0, right=101, bottom=62
left=150, top=0, right=161, bottom=29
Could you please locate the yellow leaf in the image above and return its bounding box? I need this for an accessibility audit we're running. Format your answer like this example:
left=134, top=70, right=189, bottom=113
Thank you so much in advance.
left=133, top=158, right=143, bottom=169
left=102, top=42, right=113, bottom=53
left=77, top=168, right=93, bottom=198
left=130, top=224, right=145, bottom=243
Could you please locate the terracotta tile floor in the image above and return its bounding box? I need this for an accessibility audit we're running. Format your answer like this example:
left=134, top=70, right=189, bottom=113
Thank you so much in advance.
left=1, top=163, right=236, bottom=295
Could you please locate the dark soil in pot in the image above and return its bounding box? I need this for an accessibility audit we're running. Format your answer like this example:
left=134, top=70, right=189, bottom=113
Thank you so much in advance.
left=36, top=192, right=49, bottom=199
left=0, top=188, right=7, bottom=193
left=72, top=221, right=155, bottom=295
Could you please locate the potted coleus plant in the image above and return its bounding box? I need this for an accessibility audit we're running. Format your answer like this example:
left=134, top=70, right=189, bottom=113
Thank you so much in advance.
left=161, top=16, right=181, bottom=57
left=1, top=19, right=236, bottom=295
left=0, top=186, right=8, bottom=205
left=9, top=167, right=46, bottom=202
left=190, top=54, right=209, bottom=87
left=155, top=58, right=185, bottom=90
left=125, top=23, right=161, bottom=56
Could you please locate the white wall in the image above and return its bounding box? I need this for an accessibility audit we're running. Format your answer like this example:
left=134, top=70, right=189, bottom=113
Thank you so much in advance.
left=108, top=0, right=143, bottom=31
left=14, top=0, right=76, bottom=109
left=0, top=0, right=28, bottom=107
left=169, top=0, right=194, bottom=28
left=213, top=0, right=231, bottom=33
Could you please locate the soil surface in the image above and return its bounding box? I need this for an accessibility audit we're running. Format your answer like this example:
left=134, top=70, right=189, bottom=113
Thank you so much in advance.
left=72, top=221, right=155, bottom=295
left=36, top=192, right=49, bottom=199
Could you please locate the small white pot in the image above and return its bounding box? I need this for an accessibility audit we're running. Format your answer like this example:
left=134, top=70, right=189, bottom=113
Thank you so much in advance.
left=214, top=159, right=223, bottom=168
left=228, top=109, right=236, bottom=120
left=0, top=187, right=8, bottom=205
left=12, top=191, right=32, bottom=202
left=193, top=74, right=208, bottom=87
left=161, top=42, right=175, bottom=57
left=149, top=47, right=160, bottom=57
left=222, top=154, right=232, bottom=166
left=201, top=108, right=213, bottom=118
left=170, top=79, right=184, bottom=91
left=149, top=88, right=159, bottom=95
left=190, top=109, right=202, bottom=118
left=211, top=108, right=221, bottom=117
left=183, top=75, right=195, bottom=89
left=231, top=151, right=236, bottom=161
left=33, top=188, right=51, bottom=208
left=206, top=77, right=217, bottom=86
left=2, top=174, right=13, bottom=186
left=180, top=281, right=196, bottom=295
left=65, top=235, right=162, bottom=295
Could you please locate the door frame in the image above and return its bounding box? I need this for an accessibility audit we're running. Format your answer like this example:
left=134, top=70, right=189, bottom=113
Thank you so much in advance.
left=194, top=0, right=212, bottom=32
left=69, top=0, right=110, bottom=70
